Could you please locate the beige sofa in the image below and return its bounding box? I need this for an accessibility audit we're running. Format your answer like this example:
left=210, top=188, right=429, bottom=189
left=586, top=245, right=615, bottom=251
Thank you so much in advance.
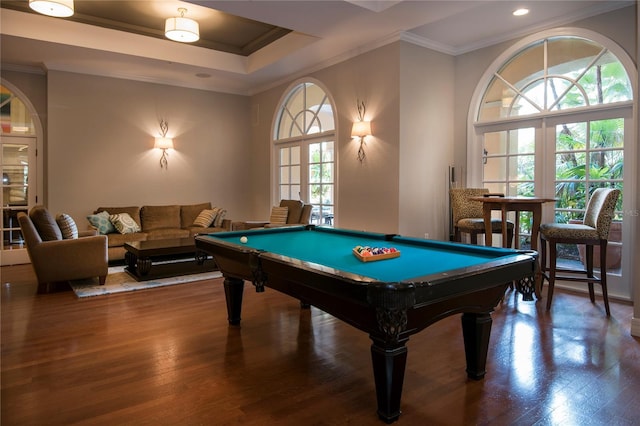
left=90, top=202, right=231, bottom=261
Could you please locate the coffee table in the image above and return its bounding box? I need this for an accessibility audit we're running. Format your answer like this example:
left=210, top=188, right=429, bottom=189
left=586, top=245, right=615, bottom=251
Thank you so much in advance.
left=124, top=238, right=217, bottom=281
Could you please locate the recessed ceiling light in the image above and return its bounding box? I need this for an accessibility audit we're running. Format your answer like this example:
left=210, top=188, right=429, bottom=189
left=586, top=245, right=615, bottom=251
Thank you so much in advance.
left=513, top=8, right=529, bottom=16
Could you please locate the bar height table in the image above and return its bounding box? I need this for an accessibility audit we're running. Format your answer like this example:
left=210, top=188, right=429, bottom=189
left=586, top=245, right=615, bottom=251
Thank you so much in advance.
left=470, top=196, right=555, bottom=299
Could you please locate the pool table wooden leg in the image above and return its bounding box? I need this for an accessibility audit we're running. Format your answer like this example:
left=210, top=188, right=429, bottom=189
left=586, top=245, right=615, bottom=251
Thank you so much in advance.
left=370, top=339, right=408, bottom=423
left=461, top=312, right=492, bottom=380
left=223, top=277, right=244, bottom=325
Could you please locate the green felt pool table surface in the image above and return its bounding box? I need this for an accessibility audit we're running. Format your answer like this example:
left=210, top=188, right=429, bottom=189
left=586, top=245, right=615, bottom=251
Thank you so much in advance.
left=210, top=226, right=521, bottom=283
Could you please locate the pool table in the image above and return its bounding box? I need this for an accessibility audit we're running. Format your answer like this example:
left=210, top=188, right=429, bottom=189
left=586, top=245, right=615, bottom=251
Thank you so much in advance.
left=195, top=226, right=537, bottom=423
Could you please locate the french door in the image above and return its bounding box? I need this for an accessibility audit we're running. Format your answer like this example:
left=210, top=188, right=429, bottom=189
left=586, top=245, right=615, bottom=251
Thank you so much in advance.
left=1, top=135, right=37, bottom=264
left=478, top=107, right=632, bottom=299
left=277, top=136, right=335, bottom=226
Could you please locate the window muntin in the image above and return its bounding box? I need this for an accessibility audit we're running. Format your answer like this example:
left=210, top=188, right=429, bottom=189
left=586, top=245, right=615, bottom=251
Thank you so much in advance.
left=479, top=37, right=632, bottom=121
left=279, top=146, right=301, bottom=201
left=483, top=128, right=536, bottom=197
left=554, top=119, right=624, bottom=223
left=308, top=141, right=334, bottom=225
left=275, top=82, right=335, bottom=139
left=483, top=128, right=536, bottom=244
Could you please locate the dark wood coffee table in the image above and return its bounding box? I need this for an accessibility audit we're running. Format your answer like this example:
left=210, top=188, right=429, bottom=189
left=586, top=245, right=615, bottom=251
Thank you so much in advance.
left=124, top=238, right=217, bottom=281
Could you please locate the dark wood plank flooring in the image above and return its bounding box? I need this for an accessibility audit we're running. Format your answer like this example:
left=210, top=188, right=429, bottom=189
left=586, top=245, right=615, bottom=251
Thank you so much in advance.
left=2, top=264, right=639, bottom=425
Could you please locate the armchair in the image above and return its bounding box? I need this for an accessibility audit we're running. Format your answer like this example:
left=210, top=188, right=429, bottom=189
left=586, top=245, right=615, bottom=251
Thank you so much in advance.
left=18, top=206, right=108, bottom=293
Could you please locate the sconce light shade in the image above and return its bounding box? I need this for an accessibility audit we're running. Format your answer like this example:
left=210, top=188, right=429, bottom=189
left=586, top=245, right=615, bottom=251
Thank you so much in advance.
left=154, top=137, right=174, bottom=150
left=165, top=8, right=199, bottom=43
left=29, top=0, right=74, bottom=17
left=351, top=120, right=372, bottom=138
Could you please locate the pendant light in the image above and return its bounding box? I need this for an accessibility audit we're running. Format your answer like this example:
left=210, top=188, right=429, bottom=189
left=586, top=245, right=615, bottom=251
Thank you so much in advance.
left=165, top=8, right=199, bottom=43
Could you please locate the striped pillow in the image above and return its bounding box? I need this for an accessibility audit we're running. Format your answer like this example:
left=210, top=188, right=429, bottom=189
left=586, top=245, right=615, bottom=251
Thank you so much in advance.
left=214, top=209, right=227, bottom=227
left=193, top=209, right=218, bottom=227
left=56, top=213, right=78, bottom=239
left=269, top=206, right=288, bottom=224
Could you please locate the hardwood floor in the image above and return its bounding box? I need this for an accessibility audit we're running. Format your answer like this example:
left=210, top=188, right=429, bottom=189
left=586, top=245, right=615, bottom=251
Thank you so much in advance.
left=2, top=263, right=639, bottom=425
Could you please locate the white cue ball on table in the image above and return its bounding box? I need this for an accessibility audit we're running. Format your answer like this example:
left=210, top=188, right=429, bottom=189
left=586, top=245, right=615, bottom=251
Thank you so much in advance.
left=240, top=236, right=248, bottom=244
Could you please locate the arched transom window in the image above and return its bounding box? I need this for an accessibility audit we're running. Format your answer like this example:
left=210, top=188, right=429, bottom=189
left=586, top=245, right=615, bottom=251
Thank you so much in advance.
left=274, top=81, right=336, bottom=226
left=479, top=36, right=632, bottom=120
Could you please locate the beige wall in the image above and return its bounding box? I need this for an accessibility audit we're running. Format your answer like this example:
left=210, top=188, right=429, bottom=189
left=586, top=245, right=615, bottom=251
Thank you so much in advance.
left=399, top=43, right=454, bottom=240
left=250, top=43, right=402, bottom=234
left=45, top=71, right=252, bottom=225
left=249, top=40, right=452, bottom=241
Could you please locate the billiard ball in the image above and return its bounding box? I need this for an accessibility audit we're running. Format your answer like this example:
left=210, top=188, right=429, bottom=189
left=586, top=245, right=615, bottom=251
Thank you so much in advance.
left=240, top=236, right=248, bottom=244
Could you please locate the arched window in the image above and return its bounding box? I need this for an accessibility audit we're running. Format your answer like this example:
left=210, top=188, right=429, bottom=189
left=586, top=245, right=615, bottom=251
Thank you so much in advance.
left=1, top=82, right=39, bottom=264
left=479, top=37, right=632, bottom=120
left=273, top=80, right=336, bottom=226
left=469, top=29, right=636, bottom=300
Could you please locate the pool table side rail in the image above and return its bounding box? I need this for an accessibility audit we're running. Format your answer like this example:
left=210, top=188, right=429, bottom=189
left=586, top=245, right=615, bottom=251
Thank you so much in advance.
left=258, top=249, right=536, bottom=304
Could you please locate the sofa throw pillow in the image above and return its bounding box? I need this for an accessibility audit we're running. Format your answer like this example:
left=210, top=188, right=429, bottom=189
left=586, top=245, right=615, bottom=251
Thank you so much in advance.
left=87, top=211, right=116, bottom=234
left=181, top=202, right=212, bottom=228
left=56, top=213, right=78, bottom=239
left=192, top=209, right=218, bottom=227
left=213, top=208, right=227, bottom=227
left=269, top=206, right=288, bottom=224
left=110, top=213, right=141, bottom=234
left=30, top=206, right=63, bottom=241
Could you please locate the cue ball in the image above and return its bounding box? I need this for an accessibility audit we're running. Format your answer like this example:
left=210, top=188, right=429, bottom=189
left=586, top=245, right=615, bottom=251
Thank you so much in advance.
left=240, top=236, right=248, bottom=244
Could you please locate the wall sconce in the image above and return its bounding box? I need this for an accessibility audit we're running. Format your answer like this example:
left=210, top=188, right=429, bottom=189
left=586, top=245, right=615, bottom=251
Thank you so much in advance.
left=154, top=119, right=173, bottom=169
left=29, top=0, right=74, bottom=17
left=351, top=100, right=372, bottom=162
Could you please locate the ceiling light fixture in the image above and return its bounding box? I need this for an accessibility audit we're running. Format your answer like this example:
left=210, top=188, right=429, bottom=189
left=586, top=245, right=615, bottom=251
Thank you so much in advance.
left=28, top=0, right=74, bottom=17
left=165, top=8, right=199, bottom=43
left=513, top=8, right=529, bottom=16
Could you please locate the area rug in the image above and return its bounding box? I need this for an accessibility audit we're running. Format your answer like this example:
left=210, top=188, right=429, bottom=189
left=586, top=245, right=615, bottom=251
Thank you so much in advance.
left=70, top=265, right=222, bottom=298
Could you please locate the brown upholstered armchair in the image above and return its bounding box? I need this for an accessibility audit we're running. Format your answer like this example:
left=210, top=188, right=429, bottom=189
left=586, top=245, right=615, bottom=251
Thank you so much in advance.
left=232, top=199, right=312, bottom=231
left=18, top=206, right=108, bottom=293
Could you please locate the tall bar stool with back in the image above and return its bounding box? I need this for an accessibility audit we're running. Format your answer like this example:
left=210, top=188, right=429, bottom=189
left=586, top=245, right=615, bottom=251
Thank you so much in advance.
left=539, top=188, right=620, bottom=316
